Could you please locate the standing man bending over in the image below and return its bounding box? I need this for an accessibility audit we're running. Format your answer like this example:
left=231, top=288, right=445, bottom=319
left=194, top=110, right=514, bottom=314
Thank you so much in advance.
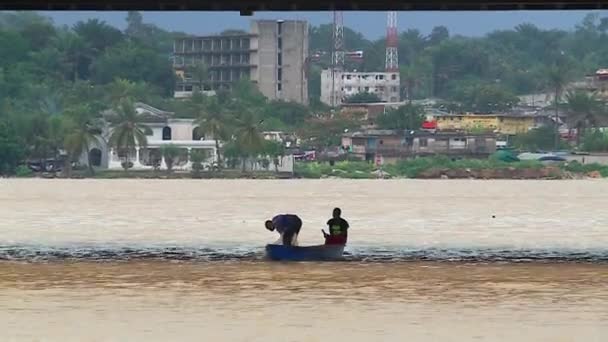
left=265, top=214, right=302, bottom=246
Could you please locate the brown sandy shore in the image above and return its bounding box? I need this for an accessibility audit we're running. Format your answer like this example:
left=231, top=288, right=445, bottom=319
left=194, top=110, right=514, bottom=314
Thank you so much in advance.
left=2, top=262, right=608, bottom=341
left=1, top=261, right=607, bottom=296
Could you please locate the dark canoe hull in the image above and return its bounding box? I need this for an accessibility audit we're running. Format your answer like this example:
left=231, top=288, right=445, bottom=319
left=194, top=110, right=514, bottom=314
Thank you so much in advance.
left=265, top=244, right=345, bottom=261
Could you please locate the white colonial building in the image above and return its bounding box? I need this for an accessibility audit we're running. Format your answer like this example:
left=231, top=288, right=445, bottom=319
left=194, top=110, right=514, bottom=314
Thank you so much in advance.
left=80, top=102, right=294, bottom=173
left=320, top=69, right=401, bottom=106
left=79, top=103, right=218, bottom=171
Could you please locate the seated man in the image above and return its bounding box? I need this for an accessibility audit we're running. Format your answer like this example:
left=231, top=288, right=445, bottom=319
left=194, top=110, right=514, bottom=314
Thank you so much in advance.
left=323, top=207, right=349, bottom=245
left=265, top=214, right=302, bottom=246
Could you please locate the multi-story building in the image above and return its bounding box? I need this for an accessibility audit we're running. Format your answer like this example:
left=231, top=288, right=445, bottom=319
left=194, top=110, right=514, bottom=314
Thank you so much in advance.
left=320, top=70, right=400, bottom=106
left=173, top=20, right=308, bottom=105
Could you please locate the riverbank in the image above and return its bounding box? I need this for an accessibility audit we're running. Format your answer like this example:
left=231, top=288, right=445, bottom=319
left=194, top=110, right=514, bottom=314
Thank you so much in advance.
left=11, top=169, right=294, bottom=180
left=9, top=157, right=608, bottom=180
left=295, top=157, right=608, bottom=179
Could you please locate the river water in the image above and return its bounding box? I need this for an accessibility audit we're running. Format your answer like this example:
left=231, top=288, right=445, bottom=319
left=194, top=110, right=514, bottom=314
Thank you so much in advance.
left=1, top=179, right=607, bottom=341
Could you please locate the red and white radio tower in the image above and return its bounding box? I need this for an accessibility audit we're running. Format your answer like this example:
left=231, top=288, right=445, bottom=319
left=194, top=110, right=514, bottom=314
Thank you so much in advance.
left=385, top=11, right=399, bottom=72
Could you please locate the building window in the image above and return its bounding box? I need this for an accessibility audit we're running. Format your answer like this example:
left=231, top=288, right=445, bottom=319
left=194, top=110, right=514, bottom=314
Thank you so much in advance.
left=347, top=75, right=352, bottom=80
left=278, top=37, right=282, bottom=49
left=278, top=68, right=282, bottom=82
left=278, top=83, right=282, bottom=91
left=278, top=52, right=282, bottom=66
left=185, top=85, right=193, bottom=92
left=162, top=126, right=172, bottom=141
left=391, top=74, right=397, bottom=80
left=419, top=138, right=428, bottom=147
left=346, top=86, right=352, bottom=91
left=391, top=86, right=397, bottom=92
left=379, top=140, right=384, bottom=145
left=365, top=86, right=370, bottom=92
left=277, top=20, right=283, bottom=35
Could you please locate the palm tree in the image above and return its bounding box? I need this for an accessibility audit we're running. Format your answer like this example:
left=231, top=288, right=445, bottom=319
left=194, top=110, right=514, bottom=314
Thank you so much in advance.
left=546, top=63, right=571, bottom=150
left=160, top=144, right=180, bottom=174
left=234, top=111, right=264, bottom=172
left=108, top=100, right=150, bottom=171
left=194, top=97, right=228, bottom=169
left=63, top=105, right=101, bottom=176
left=565, top=90, right=605, bottom=146
left=400, top=65, right=423, bottom=103
left=54, top=30, right=90, bottom=81
left=263, top=140, right=285, bottom=173
left=106, top=78, right=142, bottom=106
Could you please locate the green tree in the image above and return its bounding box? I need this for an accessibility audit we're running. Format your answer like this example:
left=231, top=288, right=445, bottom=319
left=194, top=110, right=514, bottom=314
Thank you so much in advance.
left=63, top=105, right=102, bottom=176
left=546, top=63, right=572, bottom=150
left=108, top=100, right=150, bottom=171
left=186, top=61, right=209, bottom=93
left=263, top=100, right=310, bottom=127
left=189, top=149, right=208, bottom=177
left=377, top=104, right=425, bottom=130
left=452, top=83, right=519, bottom=113
left=233, top=111, right=264, bottom=171
left=298, top=112, right=363, bottom=149
left=20, top=20, right=56, bottom=49
left=194, top=97, right=229, bottom=169
left=0, top=120, right=25, bottom=175
left=263, top=140, right=285, bottom=173
left=105, top=78, right=158, bottom=106
left=73, top=19, right=124, bottom=54
left=90, top=43, right=175, bottom=96
left=564, top=89, right=606, bottom=146
left=512, top=126, right=566, bottom=151
left=582, top=130, right=608, bottom=152
left=54, top=30, right=90, bottom=81
left=160, top=144, right=180, bottom=174
left=400, top=62, right=429, bottom=102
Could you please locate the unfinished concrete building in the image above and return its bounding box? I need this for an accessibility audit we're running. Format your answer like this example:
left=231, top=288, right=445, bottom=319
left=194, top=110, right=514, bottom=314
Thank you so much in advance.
left=320, top=70, right=401, bottom=106
left=173, top=20, right=308, bottom=105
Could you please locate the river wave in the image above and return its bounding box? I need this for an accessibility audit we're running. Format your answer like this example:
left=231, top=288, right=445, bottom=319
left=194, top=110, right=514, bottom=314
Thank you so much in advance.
left=1, top=244, right=607, bottom=263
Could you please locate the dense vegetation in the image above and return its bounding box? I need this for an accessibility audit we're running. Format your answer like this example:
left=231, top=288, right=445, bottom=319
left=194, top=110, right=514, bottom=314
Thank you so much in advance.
left=5, top=11, right=608, bottom=175
left=295, top=157, right=608, bottom=179
left=309, top=14, right=608, bottom=104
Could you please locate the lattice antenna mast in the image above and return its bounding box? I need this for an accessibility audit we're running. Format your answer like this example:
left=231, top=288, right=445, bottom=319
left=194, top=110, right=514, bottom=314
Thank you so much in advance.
left=333, top=11, right=345, bottom=69
left=330, top=11, right=345, bottom=107
left=385, top=11, right=399, bottom=72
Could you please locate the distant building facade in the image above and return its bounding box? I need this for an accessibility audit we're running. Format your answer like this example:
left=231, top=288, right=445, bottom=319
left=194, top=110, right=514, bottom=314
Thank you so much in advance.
left=320, top=70, right=400, bottom=106
left=173, top=20, right=308, bottom=105
left=81, top=103, right=293, bottom=173
left=427, top=113, right=537, bottom=135
left=341, top=129, right=497, bottom=163
left=578, top=68, right=608, bottom=100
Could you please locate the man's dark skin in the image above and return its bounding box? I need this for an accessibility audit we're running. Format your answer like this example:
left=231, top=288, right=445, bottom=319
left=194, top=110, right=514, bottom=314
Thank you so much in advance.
left=323, top=207, right=349, bottom=245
